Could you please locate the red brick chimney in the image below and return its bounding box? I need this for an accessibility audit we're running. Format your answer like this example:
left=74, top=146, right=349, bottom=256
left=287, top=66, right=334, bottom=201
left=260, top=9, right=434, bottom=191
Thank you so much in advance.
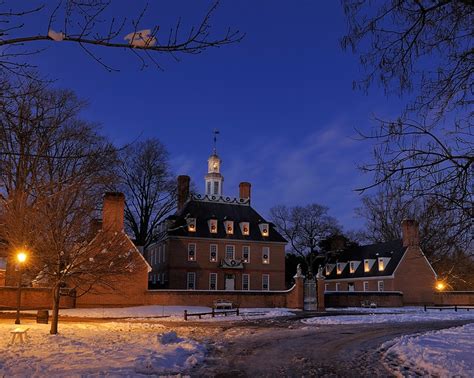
left=401, top=219, right=420, bottom=247
left=239, top=182, right=251, bottom=202
left=177, top=175, right=190, bottom=211
left=102, top=192, right=125, bottom=232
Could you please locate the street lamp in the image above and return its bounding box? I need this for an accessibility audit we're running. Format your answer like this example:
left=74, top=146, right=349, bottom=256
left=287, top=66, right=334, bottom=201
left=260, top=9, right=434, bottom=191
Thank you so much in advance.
left=15, top=250, right=28, bottom=325
left=435, top=281, right=446, bottom=291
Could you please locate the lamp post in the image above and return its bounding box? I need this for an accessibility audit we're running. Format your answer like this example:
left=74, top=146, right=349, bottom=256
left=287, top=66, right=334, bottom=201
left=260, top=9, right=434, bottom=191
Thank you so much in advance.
left=15, top=251, right=27, bottom=325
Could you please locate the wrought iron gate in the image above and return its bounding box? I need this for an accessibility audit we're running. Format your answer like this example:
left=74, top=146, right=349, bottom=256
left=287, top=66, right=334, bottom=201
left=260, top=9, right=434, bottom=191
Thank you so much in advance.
left=304, top=279, right=317, bottom=311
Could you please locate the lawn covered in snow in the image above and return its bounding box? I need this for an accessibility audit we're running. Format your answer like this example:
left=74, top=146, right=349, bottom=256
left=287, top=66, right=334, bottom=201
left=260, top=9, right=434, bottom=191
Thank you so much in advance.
left=382, top=323, right=474, bottom=377
left=0, top=321, right=205, bottom=376
left=45, top=306, right=296, bottom=321
left=303, top=306, right=474, bottom=325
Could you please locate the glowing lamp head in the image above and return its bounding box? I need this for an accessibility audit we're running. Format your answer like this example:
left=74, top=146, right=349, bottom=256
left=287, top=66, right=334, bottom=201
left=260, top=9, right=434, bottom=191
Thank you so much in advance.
left=17, top=251, right=27, bottom=263
left=436, top=281, right=446, bottom=291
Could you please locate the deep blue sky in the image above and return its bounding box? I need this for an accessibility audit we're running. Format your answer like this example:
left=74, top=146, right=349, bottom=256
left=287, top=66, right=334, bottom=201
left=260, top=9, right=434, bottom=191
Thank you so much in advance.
left=25, top=1, right=404, bottom=231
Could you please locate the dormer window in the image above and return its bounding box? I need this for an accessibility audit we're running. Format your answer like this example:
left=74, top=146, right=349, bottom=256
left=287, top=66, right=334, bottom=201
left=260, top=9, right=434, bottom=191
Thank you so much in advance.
left=325, top=264, right=335, bottom=275
left=378, top=257, right=391, bottom=272
left=259, top=223, right=269, bottom=237
left=208, top=219, right=218, bottom=234
left=240, top=222, right=250, bottom=236
left=349, top=261, right=360, bottom=274
left=224, top=220, right=234, bottom=235
left=187, top=218, right=196, bottom=232
left=336, top=262, right=346, bottom=274
left=364, top=259, right=375, bottom=272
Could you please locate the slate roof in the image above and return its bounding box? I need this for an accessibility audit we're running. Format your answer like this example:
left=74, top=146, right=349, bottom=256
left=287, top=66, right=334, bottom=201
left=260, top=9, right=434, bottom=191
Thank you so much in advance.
left=324, top=239, right=406, bottom=279
left=166, top=199, right=287, bottom=243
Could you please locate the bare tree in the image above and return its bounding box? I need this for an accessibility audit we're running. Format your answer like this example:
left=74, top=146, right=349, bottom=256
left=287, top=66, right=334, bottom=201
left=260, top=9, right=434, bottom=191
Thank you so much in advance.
left=117, top=139, right=176, bottom=248
left=270, top=204, right=340, bottom=277
left=0, top=1, right=243, bottom=76
left=341, top=0, right=473, bottom=237
left=357, top=182, right=473, bottom=288
left=0, top=79, right=145, bottom=334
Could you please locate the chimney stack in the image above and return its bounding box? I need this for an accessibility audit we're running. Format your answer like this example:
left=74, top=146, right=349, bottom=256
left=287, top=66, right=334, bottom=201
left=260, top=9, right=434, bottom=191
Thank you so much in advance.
left=239, top=182, right=251, bottom=202
left=177, top=175, right=190, bottom=211
left=102, top=192, right=125, bottom=232
left=401, top=219, right=420, bottom=247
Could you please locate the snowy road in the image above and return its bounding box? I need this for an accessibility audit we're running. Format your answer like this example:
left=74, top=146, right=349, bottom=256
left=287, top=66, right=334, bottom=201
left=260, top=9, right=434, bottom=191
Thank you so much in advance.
left=191, top=316, right=474, bottom=377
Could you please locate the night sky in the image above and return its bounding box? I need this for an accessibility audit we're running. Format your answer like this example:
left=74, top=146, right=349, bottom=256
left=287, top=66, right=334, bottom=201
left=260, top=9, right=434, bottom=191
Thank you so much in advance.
left=26, top=1, right=406, bottom=231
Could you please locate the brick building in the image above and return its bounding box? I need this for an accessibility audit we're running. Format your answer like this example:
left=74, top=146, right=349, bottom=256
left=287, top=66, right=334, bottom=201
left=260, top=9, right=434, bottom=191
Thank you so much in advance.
left=146, top=150, right=287, bottom=291
left=323, top=220, right=437, bottom=304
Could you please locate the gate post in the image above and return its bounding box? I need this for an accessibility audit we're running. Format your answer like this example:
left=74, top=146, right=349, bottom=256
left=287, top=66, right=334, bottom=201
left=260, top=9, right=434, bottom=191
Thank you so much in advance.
left=316, top=267, right=325, bottom=312
left=292, top=264, right=305, bottom=310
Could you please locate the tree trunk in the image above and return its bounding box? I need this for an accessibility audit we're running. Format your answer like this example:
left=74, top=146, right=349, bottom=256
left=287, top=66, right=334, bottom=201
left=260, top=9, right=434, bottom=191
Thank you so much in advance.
left=50, top=283, right=61, bottom=334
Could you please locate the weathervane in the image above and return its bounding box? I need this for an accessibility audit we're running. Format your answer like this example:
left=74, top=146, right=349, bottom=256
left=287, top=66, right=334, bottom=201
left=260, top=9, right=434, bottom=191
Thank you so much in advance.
left=213, top=129, right=220, bottom=154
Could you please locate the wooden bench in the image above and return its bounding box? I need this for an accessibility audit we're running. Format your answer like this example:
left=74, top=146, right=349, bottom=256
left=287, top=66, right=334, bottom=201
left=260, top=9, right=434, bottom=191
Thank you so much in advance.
left=9, top=327, right=30, bottom=345
left=184, top=308, right=240, bottom=321
left=213, top=299, right=233, bottom=310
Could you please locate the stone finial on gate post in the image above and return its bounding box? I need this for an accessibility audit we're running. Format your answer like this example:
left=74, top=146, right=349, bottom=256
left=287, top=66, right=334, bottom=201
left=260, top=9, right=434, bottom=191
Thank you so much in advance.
left=316, top=266, right=326, bottom=312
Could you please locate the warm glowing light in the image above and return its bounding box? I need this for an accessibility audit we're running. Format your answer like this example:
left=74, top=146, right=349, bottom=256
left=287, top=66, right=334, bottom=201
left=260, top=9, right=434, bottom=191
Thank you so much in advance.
left=17, top=251, right=27, bottom=263
left=436, top=281, right=446, bottom=291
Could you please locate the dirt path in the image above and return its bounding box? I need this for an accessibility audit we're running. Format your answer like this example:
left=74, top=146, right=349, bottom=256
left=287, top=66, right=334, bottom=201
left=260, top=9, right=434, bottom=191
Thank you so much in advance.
left=192, top=318, right=473, bottom=377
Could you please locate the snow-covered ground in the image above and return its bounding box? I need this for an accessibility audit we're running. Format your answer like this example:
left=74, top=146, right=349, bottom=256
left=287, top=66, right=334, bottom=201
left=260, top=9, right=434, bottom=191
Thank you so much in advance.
left=303, top=306, right=474, bottom=325
left=382, top=323, right=474, bottom=377
left=6, top=306, right=296, bottom=322
left=0, top=321, right=205, bottom=376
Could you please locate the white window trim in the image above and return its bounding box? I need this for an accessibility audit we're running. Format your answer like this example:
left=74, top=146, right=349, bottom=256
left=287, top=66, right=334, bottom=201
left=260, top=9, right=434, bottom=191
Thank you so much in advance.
left=210, top=244, right=218, bottom=262
left=188, top=243, right=196, bottom=261
left=378, top=280, right=384, bottom=292
left=324, top=283, right=329, bottom=292
left=262, top=247, right=270, bottom=264
left=242, top=273, right=250, bottom=290
left=262, top=274, right=270, bottom=291
left=209, top=273, right=217, bottom=290
left=242, top=246, right=250, bottom=263
left=225, top=245, right=235, bottom=260
left=187, top=272, right=196, bottom=290
left=363, top=281, right=369, bottom=292
left=335, top=282, right=340, bottom=292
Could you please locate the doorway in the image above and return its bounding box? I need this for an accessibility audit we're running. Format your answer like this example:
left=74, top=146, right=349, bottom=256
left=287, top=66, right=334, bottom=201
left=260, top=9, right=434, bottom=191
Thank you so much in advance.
left=225, top=274, right=235, bottom=291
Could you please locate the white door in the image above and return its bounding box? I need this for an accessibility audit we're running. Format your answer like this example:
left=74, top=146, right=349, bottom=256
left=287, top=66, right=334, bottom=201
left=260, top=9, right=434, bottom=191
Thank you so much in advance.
left=225, top=275, right=235, bottom=291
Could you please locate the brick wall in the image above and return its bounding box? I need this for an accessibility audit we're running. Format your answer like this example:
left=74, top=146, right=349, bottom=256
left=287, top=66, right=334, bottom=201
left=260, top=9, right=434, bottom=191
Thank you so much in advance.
left=393, top=246, right=437, bottom=304
left=0, top=287, right=75, bottom=309
left=433, top=291, right=474, bottom=306
left=325, top=291, right=403, bottom=307
left=162, top=238, right=286, bottom=290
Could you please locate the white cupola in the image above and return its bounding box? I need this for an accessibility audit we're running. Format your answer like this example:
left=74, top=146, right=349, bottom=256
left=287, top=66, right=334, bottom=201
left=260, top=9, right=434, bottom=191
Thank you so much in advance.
left=205, top=153, right=224, bottom=196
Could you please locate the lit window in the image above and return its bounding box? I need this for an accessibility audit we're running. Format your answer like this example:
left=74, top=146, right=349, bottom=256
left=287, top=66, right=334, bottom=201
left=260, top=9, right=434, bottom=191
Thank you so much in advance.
left=187, top=218, right=196, bottom=232
left=242, top=246, right=250, bottom=263
left=262, top=247, right=270, bottom=264
left=336, top=263, right=345, bottom=274
left=262, top=274, right=269, bottom=291
left=208, top=219, right=218, bottom=234
left=188, top=243, right=196, bottom=261
left=209, top=273, right=217, bottom=290
left=364, top=260, right=370, bottom=272
left=378, top=258, right=385, bottom=271
left=210, top=244, right=218, bottom=262
left=349, top=262, right=355, bottom=273
left=187, top=272, right=196, bottom=290
left=378, top=281, right=384, bottom=292
left=242, top=274, right=250, bottom=290
left=259, top=223, right=269, bottom=237
left=325, top=265, right=334, bottom=275
left=224, top=220, right=234, bottom=235
left=363, top=281, right=369, bottom=292
left=225, top=245, right=235, bottom=260
left=240, top=222, right=250, bottom=236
